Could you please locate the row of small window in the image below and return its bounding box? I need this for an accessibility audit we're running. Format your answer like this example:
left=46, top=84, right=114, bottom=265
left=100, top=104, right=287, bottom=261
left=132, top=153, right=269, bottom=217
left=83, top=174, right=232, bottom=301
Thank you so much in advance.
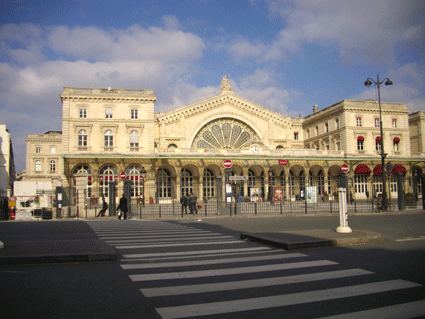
left=34, top=160, right=56, bottom=172
left=357, top=137, right=400, bottom=151
left=35, top=146, right=56, bottom=154
left=78, top=130, right=140, bottom=148
left=79, top=107, right=139, bottom=119
left=306, top=119, right=339, bottom=139
left=356, top=117, right=398, bottom=128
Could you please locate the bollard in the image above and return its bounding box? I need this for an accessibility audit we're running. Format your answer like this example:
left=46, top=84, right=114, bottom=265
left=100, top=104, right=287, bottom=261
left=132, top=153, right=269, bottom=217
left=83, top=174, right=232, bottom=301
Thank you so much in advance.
left=336, top=187, right=352, bottom=233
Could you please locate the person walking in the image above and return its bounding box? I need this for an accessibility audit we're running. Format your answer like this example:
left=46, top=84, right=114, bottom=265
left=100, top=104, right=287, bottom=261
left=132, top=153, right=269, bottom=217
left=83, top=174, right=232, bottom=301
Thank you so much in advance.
left=188, top=192, right=198, bottom=214
left=97, top=194, right=108, bottom=217
left=117, top=194, right=128, bottom=220
left=180, top=194, right=188, bottom=214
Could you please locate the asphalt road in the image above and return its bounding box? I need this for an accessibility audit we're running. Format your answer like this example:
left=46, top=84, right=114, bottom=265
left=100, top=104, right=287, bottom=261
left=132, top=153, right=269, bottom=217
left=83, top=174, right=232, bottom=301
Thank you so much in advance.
left=0, top=212, right=424, bottom=319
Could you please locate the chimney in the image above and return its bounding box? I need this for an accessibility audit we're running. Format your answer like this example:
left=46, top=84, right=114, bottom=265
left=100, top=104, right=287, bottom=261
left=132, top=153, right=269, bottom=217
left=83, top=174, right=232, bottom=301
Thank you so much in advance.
left=313, top=105, right=318, bottom=113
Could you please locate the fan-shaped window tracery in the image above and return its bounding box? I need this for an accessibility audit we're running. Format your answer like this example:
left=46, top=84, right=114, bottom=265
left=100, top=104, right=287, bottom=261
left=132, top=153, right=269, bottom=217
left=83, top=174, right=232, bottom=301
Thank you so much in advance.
left=192, top=118, right=259, bottom=149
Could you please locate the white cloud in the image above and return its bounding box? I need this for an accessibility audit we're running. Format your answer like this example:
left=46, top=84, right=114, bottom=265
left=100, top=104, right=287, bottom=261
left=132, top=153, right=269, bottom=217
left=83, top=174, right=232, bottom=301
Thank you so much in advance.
left=47, top=24, right=205, bottom=62
left=237, top=0, right=425, bottom=65
left=355, top=63, right=425, bottom=112
left=0, top=19, right=207, bottom=171
left=239, top=69, right=275, bottom=88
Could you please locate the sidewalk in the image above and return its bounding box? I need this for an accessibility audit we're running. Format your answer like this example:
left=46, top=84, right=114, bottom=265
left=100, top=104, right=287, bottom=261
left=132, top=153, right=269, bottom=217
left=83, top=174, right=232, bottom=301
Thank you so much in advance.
left=240, top=229, right=382, bottom=250
left=0, top=220, right=117, bottom=265
left=1, top=210, right=422, bottom=265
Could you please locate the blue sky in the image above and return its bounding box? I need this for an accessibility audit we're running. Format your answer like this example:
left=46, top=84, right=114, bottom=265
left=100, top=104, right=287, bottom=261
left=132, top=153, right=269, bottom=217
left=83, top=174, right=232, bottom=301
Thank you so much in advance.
left=1, top=0, right=424, bottom=172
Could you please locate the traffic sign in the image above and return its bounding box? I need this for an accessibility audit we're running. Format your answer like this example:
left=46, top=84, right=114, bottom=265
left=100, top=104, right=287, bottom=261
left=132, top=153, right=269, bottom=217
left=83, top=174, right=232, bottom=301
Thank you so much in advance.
left=223, top=159, right=233, bottom=168
left=278, top=159, right=288, bottom=166
left=120, top=172, right=126, bottom=180
left=341, top=164, right=349, bottom=174
left=229, top=176, right=248, bottom=181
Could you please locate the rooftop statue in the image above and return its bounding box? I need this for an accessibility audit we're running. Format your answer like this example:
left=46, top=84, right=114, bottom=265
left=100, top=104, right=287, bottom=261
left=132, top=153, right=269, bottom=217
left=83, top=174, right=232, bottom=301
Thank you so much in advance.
left=221, top=75, right=232, bottom=92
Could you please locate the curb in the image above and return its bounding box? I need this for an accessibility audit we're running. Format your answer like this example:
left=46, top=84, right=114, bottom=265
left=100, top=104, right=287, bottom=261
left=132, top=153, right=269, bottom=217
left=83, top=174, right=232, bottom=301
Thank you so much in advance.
left=240, top=229, right=383, bottom=250
left=0, top=240, right=118, bottom=266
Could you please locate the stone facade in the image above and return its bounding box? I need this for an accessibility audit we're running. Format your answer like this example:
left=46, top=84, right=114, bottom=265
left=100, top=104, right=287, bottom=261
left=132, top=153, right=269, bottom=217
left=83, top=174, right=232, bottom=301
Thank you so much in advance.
left=0, top=124, right=15, bottom=197
left=24, top=77, right=425, bottom=202
left=24, top=130, right=63, bottom=188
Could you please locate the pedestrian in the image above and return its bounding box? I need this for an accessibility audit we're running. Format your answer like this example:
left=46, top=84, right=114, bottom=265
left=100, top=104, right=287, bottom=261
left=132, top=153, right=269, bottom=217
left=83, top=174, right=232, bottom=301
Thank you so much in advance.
left=97, top=194, right=108, bottom=217
left=188, top=192, right=198, bottom=214
left=117, top=194, right=128, bottom=220
left=180, top=194, right=188, bottom=214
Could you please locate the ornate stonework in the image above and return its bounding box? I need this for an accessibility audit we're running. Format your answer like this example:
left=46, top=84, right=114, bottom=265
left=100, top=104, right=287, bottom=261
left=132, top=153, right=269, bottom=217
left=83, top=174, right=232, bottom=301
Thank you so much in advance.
left=23, top=78, right=425, bottom=203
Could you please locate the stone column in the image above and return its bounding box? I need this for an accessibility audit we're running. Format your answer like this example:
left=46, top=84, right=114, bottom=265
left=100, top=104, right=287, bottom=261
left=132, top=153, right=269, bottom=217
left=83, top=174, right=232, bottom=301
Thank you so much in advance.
left=74, top=172, right=88, bottom=218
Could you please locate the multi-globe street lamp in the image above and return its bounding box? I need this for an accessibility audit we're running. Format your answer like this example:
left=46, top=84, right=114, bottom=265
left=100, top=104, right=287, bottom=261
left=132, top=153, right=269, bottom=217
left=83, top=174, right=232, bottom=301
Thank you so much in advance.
left=364, top=75, right=393, bottom=211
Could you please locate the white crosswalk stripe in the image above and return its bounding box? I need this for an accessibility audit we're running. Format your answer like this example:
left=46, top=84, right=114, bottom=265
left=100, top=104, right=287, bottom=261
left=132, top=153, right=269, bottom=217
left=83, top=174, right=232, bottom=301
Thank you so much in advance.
left=156, top=280, right=422, bottom=319
left=86, top=220, right=425, bottom=319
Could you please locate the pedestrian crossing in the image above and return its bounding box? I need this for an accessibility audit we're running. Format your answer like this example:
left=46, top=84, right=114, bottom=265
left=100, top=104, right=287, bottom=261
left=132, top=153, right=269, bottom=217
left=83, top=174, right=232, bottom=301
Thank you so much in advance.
left=87, top=220, right=425, bottom=319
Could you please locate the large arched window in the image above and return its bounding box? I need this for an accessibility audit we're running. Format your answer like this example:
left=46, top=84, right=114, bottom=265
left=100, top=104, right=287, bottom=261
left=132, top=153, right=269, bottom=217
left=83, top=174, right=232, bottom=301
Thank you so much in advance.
left=192, top=118, right=260, bottom=149
left=73, top=165, right=92, bottom=197
left=248, top=169, right=255, bottom=187
left=104, top=130, right=114, bottom=147
left=99, top=165, right=117, bottom=197
left=126, top=165, right=145, bottom=197
left=289, top=171, right=295, bottom=196
left=181, top=168, right=193, bottom=197
left=78, top=129, right=87, bottom=147
left=299, top=170, right=306, bottom=197
left=35, top=160, right=42, bottom=172
left=278, top=171, right=286, bottom=189
left=157, top=168, right=172, bottom=201
left=310, top=170, right=324, bottom=195
left=203, top=168, right=215, bottom=199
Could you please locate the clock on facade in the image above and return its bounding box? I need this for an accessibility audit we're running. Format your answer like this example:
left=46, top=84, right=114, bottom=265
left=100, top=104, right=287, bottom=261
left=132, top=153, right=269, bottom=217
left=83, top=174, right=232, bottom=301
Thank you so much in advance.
left=252, top=146, right=259, bottom=153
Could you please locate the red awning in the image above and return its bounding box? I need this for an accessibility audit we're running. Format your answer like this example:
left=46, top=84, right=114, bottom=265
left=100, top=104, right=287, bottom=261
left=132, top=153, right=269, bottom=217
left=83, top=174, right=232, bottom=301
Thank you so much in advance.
left=375, top=136, right=381, bottom=141
left=357, top=136, right=364, bottom=141
left=393, top=137, right=400, bottom=142
left=392, top=164, right=406, bottom=174
left=373, top=165, right=383, bottom=176
left=354, top=164, right=371, bottom=174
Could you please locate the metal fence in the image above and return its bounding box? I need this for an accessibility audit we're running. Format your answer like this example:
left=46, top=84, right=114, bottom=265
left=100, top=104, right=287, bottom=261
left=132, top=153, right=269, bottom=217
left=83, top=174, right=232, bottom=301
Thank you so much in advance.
left=26, top=173, right=421, bottom=219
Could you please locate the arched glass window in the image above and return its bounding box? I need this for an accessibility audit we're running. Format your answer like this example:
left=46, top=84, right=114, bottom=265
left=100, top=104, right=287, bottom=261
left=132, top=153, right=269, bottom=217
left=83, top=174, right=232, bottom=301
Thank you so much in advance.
left=289, top=170, right=295, bottom=196
left=299, top=170, right=305, bottom=198
left=99, top=165, right=117, bottom=197
left=35, top=160, right=42, bottom=172
left=126, top=165, right=144, bottom=197
left=269, top=169, right=276, bottom=187
left=50, top=160, right=56, bottom=172
left=192, top=118, right=259, bottom=149
left=248, top=169, right=255, bottom=187
left=157, top=168, right=172, bottom=201
left=181, top=168, right=193, bottom=197
left=130, top=131, right=139, bottom=148
left=78, top=130, right=87, bottom=147
left=203, top=169, right=215, bottom=199
left=104, top=130, right=113, bottom=147
left=73, top=165, right=93, bottom=197
left=168, top=144, right=177, bottom=148
left=279, top=170, right=286, bottom=189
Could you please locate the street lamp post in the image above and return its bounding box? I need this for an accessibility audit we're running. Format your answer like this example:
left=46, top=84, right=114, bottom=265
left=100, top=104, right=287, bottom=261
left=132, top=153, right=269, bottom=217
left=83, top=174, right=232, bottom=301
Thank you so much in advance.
left=268, top=168, right=274, bottom=205
left=364, top=74, right=393, bottom=211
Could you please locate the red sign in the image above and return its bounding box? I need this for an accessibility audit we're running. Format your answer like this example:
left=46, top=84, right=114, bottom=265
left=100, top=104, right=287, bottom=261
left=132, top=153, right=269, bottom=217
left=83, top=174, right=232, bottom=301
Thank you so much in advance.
left=341, top=164, right=349, bottom=173
left=278, top=159, right=288, bottom=166
left=223, top=159, right=233, bottom=168
left=120, top=172, right=126, bottom=180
